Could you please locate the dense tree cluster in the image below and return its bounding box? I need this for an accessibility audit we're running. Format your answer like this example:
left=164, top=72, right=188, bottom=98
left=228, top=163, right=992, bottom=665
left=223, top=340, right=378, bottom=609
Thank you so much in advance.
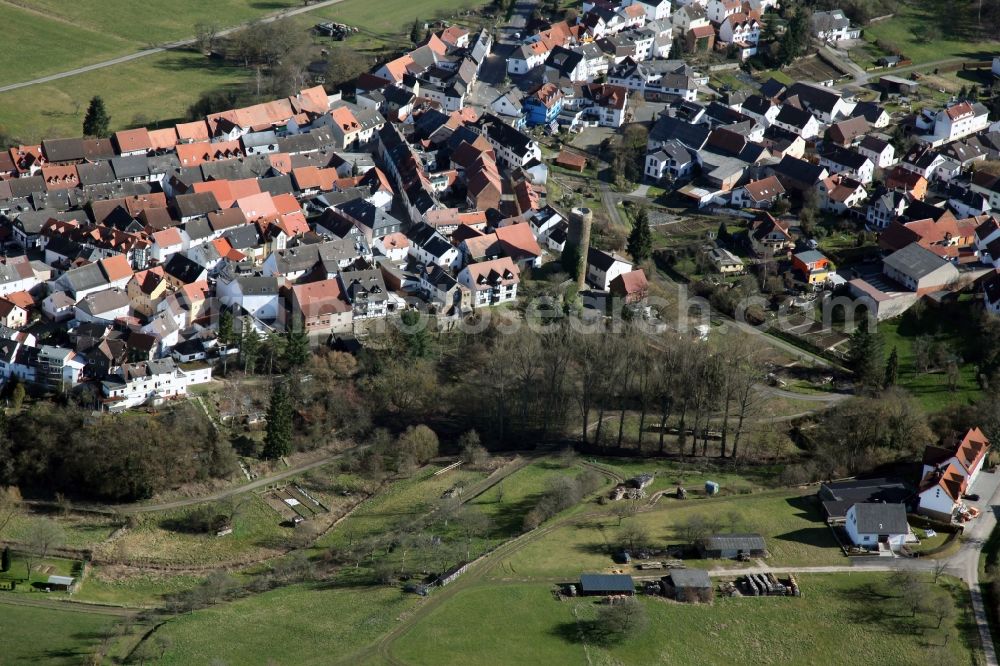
left=0, top=402, right=233, bottom=501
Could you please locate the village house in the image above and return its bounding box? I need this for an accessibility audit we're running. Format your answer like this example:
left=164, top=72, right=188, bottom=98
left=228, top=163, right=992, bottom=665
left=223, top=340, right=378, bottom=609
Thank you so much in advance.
left=456, top=257, right=520, bottom=308
left=845, top=502, right=909, bottom=551
left=586, top=248, right=634, bottom=291
left=791, top=249, right=832, bottom=285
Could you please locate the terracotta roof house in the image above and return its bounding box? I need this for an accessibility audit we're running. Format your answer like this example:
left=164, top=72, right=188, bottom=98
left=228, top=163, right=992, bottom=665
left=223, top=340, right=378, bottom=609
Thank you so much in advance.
left=113, top=128, right=152, bottom=156
left=609, top=268, right=649, bottom=304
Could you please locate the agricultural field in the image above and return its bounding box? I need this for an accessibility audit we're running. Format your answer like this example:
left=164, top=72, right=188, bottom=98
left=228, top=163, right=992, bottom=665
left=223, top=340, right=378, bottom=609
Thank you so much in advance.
left=150, top=583, right=419, bottom=665
left=487, top=490, right=842, bottom=580
left=0, top=0, right=491, bottom=140
left=0, top=0, right=300, bottom=87
left=392, top=575, right=979, bottom=665
left=0, top=51, right=251, bottom=142
left=0, top=603, right=121, bottom=665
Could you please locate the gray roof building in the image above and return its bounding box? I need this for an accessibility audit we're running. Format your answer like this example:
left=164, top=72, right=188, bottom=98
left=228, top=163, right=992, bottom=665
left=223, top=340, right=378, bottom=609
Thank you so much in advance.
left=851, top=502, right=909, bottom=534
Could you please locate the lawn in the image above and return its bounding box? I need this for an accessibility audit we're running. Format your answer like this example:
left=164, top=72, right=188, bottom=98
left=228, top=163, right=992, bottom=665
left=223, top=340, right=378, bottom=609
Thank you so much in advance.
left=393, top=575, right=979, bottom=665
left=73, top=571, right=203, bottom=607
left=877, top=305, right=982, bottom=413
left=488, top=491, right=842, bottom=580
left=468, top=459, right=609, bottom=536
left=0, top=603, right=120, bottom=665
left=0, top=50, right=252, bottom=142
left=0, top=553, right=79, bottom=592
left=0, top=3, right=136, bottom=87
left=151, top=583, right=419, bottom=665
left=862, top=0, right=999, bottom=65
left=5, top=511, right=118, bottom=549
left=90, top=495, right=292, bottom=568
left=17, top=0, right=300, bottom=44
left=314, top=464, right=489, bottom=552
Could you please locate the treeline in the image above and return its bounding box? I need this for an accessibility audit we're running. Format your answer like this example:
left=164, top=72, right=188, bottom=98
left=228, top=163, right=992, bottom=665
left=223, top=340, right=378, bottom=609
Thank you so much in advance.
left=264, top=315, right=770, bottom=463
left=0, top=402, right=232, bottom=502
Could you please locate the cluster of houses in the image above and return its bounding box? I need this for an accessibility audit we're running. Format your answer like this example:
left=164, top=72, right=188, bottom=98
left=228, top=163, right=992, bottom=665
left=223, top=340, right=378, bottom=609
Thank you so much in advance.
left=0, top=20, right=642, bottom=410
left=820, top=427, right=991, bottom=554
left=643, top=66, right=1000, bottom=317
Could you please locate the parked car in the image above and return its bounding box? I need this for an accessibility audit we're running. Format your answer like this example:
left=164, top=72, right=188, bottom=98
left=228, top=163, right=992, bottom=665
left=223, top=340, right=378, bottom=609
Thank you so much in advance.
left=964, top=493, right=980, bottom=501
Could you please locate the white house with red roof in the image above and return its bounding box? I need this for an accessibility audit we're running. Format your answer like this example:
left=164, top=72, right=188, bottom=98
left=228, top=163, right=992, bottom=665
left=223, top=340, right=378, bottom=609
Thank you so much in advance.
left=922, top=428, right=991, bottom=487
left=918, top=428, right=990, bottom=521
left=457, top=257, right=520, bottom=308
left=920, top=101, right=990, bottom=145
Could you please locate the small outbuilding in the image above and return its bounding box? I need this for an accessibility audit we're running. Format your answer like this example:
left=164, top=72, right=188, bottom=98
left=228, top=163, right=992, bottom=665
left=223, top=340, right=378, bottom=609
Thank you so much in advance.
left=698, top=533, right=767, bottom=560
left=578, top=573, right=635, bottom=596
left=46, top=575, right=76, bottom=591
left=661, top=568, right=713, bottom=602
left=555, top=149, right=587, bottom=172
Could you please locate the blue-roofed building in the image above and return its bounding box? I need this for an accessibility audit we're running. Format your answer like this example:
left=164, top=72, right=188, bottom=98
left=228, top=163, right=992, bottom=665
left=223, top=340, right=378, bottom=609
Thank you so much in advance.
left=578, top=573, right=635, bottom=595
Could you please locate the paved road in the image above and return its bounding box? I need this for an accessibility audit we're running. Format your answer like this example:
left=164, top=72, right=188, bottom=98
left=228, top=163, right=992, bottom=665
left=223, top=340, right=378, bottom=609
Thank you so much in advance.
left=0, top=0, right=351, bottom=93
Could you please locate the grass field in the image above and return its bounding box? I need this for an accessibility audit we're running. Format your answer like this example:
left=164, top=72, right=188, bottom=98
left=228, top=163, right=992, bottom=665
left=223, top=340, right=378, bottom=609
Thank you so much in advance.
left=469, top=459, right=611, bottom=536
left=91, top=495, right=292, bottom=568
left=862, top=1, right=999, bottom=65
left=151, top=583, right=419, bottom=665
left=5, top=511, right=118, bottom=549
left=0, top=0, right=489, bottom=140
left=0, top=603, right=119, bottom=665
left=877, top=303, right=982, bottom=413
left=0, top=3, right=136, bottom=87
left=392, top=575, right=979, bottom=665
left=488, top=491, right=841, bottom=580
left=0, top=50, right=251, bottom=142
left=317, top=466, right=486, bottom=548
left=15, top=0, right=300, bottom=44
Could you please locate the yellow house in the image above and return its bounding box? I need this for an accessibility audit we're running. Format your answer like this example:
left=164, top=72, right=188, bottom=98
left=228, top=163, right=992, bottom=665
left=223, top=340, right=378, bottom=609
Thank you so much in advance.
left=127, top=267, right=171, bottom=317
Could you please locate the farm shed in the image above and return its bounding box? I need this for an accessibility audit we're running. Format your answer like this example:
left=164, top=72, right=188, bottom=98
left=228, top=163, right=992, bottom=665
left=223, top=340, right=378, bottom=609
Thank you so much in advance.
left=698, top=533, right=766, bottom=559
left=661, top=569, right=712, bottom=602
left=578, top=573, right=635, bottom=596
left=46, top=575, right=75, bottom=591
left=555, top=149, right=587, bottom=172
left=627, top=473, right=654, bottom=489
left=879, top=75, right=918, bottom=95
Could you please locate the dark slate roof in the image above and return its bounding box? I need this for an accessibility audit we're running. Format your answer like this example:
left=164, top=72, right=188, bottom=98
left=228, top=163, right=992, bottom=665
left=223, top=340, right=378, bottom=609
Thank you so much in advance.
left=42, top=138, right=86, bottom=163
left=759, top=78, right=787, bottom=99
left=883, top=242, right=950, bottom=279
left=775, top=104, right=815, bottom=130
left=666, top=569, right=711, bottom=588
left=701, top=533, right=766, bottom=551
left=852, top=502, right=909, bottom=534
left=818, top=477, right=912, bottom=519
left=163, top=253, right=207, bottom=284
left=111, top=155, right=150, bottom=179
left=588, top=247, right=630, bottom=272
left=76, top=162, right=116, bottom=187
left=258, top=174, right=295, bottom=196
left=649, top=116, right=711, bottom=151
left=579, top=573, right=634, bottom=593
left=223, top=224, right=261, bottom=251
left=175, top=192, right=220, bottom=219
left=783, top=82, right=843, bottom=115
